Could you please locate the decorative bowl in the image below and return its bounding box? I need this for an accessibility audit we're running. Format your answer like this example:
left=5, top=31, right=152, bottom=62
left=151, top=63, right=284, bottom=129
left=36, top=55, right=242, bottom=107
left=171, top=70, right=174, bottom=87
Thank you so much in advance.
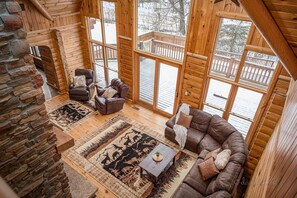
left=152, top=152, right=163, bottom=162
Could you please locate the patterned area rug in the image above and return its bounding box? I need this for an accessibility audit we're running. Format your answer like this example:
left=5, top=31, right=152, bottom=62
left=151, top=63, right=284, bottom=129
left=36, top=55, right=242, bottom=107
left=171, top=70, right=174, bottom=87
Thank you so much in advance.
left=49, top=100, right=94, bottom=131
left=63, top=115, right=196, bottom=198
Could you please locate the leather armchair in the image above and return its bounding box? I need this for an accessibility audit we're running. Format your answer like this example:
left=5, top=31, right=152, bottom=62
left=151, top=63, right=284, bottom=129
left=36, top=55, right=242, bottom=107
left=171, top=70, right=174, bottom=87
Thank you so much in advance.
left=95, top=79, right=129, bottom=115
left=69, top=69, right=95, bottom=101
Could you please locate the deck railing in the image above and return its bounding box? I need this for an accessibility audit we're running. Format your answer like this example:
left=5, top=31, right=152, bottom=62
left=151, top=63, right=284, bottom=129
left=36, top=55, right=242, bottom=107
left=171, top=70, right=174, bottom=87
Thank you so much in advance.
left=211, top=54, right=275, bottom=86
left=151, top=39, right=184, bottom=61
left=92, top=44, right=117, bottom=60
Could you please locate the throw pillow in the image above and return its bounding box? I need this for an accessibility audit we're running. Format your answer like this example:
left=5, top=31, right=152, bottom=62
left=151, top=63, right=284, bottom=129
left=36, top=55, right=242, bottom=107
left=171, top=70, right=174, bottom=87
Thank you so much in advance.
left=205, top=148, right=221, bottom=160
left=198, top=157, right=220, bottom=181
left=215, top=149, right=231, bottom=170
left=102, top=87, right=118, bottom=99
left=73, top=75, right=86, bottom=88
left=176, top=112, right=193, bottom=128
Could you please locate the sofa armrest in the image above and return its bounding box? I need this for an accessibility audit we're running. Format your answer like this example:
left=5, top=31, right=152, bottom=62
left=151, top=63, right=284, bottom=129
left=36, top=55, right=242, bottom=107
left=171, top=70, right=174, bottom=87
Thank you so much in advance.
left=87, top=82, right=95, bottom=91
left=96, top=86, right=106, bottom=96
left=206, top=190, right=231, bottom=198
left=166, top=115, right=176, bottom=128
left=198, top=149, right=209, bottom=160
left=106, top=97, right=125, bottom=105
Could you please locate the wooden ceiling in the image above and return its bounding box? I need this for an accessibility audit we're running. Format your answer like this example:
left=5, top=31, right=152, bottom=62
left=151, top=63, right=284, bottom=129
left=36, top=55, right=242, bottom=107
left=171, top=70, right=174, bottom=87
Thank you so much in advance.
left=239, top=0, right=297, bottom=80
left=263, top=0, right=297, bottom=56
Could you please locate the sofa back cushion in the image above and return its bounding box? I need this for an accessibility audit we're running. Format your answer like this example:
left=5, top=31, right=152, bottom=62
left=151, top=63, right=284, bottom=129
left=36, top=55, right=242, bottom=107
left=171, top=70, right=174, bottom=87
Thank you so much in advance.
left=207, top=115, right=237, bottom=144
left=222, top=132, right=248, bottom=166
left=206, top=161, right=242, bottom=195
left=189, top=108, right=212, bottom=133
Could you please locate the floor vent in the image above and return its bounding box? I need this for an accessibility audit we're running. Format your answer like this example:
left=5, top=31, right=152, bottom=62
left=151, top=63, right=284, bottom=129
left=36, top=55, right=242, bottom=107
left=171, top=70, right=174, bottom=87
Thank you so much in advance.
left=132, top=106, right=140, bottom=111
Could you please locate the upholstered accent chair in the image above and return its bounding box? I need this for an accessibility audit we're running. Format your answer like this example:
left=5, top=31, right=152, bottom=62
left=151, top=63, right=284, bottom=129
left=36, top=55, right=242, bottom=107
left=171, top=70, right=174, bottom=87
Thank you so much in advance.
left=68, top=69, right=95, bottom=101
left=95, top=79, right=129, bottom=115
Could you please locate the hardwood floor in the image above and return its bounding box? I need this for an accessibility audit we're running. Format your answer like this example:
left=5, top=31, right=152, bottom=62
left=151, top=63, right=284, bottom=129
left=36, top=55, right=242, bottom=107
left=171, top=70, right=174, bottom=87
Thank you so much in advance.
left=45, top=94, right=169, bottom=198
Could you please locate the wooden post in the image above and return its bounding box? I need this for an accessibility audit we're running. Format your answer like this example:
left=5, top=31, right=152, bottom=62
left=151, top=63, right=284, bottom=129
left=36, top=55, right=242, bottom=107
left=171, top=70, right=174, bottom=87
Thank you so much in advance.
left=29, top=0, right=54, bottom=21
left=151, top=39, right=155, bottom=53
left=53, top=29, right=70, bottom=90
left=226, top=58, right=234, bottom=78
left=238, top=0, right=297, bottom=80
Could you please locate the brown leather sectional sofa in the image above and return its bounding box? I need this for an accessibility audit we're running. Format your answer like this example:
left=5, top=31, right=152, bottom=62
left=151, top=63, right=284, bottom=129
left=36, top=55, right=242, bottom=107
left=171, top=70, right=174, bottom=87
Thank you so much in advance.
left=165, top=108, right=248, bottom=198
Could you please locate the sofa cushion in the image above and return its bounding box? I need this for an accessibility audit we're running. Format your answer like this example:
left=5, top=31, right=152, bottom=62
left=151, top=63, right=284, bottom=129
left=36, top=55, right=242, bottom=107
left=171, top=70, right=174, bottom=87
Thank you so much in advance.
left=176, top=112, right=193, bottom=128
left=222, top=131, right=248, bottom=155
left=197, top=134, right=221, bottom=154
left=190, top=108, right=212, bottom=133
left=215, top=149, right=231, bottom=170
left=172, top=183, right=205, bottom=198
left=183, top=159, right=210, bottom=196
left=185, top=128, right=205, bottom=152
left=73, top=75, right=86, bottom=88
left=207, top=115, right=237, bottom=144
left=205, top=148, right=221, bottom=160
left=102, top=87, right=118, bottom=99
left=198, top=157, right=220, bottom=181
left=206, top=161, right=242, bottom=195
left=222, top=132, right=248, bottom=166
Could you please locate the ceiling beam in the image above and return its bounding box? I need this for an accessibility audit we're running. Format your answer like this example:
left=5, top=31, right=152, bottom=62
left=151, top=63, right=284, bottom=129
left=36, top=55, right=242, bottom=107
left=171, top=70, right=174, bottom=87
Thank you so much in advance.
left=238, top=0, right=297, bottom=80
left=29, top=0, right=53, bottom=21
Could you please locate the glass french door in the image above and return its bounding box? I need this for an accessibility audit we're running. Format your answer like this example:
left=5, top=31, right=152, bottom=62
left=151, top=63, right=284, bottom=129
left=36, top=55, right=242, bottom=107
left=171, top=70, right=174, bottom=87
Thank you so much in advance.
left=138, top=56, right=180, bottom=115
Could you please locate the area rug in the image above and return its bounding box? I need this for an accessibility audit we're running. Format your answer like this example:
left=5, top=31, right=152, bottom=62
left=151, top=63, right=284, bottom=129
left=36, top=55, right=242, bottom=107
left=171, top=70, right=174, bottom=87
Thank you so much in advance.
left=63, top=114, right=197, bottom=198
left=49, top=100, right=94, bottom=131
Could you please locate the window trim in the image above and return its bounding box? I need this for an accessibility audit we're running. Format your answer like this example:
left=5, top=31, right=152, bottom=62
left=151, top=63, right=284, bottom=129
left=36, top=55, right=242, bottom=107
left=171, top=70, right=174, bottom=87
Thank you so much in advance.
left=202, top=17, right=281, bottom=141
left=86, top=0, right=119, bottom=85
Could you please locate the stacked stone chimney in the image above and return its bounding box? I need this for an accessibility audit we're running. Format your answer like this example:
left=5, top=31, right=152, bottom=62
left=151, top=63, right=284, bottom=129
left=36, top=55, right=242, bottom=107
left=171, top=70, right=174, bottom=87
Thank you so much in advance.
left=0, top=1, right=71, bottom=197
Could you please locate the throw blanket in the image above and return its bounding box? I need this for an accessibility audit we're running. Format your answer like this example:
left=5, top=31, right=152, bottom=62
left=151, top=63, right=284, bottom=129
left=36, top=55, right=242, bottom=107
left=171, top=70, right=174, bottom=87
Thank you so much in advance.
left=174, top=104, right=190, bottom=149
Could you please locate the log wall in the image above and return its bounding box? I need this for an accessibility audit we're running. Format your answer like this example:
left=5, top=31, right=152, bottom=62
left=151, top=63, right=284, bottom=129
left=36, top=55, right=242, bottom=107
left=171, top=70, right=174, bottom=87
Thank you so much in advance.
left=246, top=79, right=297, bottom=197
left=18, top=0, right=88, bottom=92
left=245, top=68, right=290, bottom=176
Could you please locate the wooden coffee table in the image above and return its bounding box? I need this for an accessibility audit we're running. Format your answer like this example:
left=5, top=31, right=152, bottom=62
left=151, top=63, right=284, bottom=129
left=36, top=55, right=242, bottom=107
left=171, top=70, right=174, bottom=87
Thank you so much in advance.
left=139, top=143, right=177, bottom=185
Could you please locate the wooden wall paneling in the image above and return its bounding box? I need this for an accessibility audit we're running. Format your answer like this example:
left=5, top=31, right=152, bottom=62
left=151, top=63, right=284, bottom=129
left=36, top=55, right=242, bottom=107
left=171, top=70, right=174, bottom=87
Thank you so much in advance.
left=17, top=0, right=91, bottom=93
left=245, top=68, right=290, bottom=176
left=39, top=46, right=59, bottom=89
left=246, top=79, right=297, bottom=197
left=26, top=30, right=68, bottom=92
left=179, top=54, right=207, bottom=108
left=61, top=26, right=87, bottom=77
left=81, top=0, right=100, bottom=18
left=117, top=0, right=135, bottom=100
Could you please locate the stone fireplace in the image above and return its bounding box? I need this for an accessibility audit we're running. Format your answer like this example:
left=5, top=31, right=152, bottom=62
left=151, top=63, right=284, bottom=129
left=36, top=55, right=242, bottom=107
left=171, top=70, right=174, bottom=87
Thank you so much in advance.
left=0, top=1, right=71, bottom=197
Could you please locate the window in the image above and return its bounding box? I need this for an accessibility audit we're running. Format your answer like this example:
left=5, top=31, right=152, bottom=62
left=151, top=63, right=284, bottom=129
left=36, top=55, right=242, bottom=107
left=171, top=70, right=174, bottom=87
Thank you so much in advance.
left=239, top=51, right=279, bottom=89
left=210, top=18, right=251, bottom=81
left=88, top=1, right=118, bottom=87
left=137, top=0, right=192, bottom=61
left=203, top=18, right=279, bottom=139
